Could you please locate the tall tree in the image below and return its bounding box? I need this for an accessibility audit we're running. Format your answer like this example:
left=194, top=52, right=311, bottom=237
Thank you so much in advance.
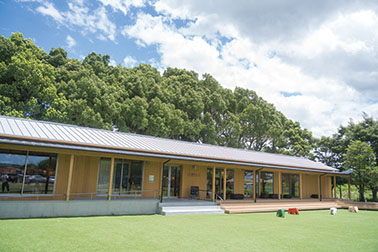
left=343, top=141, right=377, bottom=201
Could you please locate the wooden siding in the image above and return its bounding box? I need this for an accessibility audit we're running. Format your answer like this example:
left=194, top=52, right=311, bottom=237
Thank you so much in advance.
left=142, top=161, right=161, bottom=198
left=0, top=143, right=336, bottom=201
left=181, top=164, right=207, bottom=199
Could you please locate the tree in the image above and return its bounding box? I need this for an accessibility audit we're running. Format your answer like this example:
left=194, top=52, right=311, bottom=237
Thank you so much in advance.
left=0, top=32, right=316, bottom=160
left=343, top=141, right=377, bottom=201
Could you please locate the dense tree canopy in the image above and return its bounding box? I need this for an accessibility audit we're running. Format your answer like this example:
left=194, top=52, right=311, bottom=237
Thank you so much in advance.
left=315, top=114, right=378, bottom=201
left=0, top=33, right=316, bottom=157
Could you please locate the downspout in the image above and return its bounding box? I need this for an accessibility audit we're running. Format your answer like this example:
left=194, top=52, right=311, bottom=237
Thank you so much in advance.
left=160, top=159, right=171, bottom=203
left=255, top=168, right=264, bottom=203
left=319, top=173, right=327, bottom=201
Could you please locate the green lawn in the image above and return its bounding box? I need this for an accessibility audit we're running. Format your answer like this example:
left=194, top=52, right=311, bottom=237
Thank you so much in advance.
left=0, top=210, right=377, bottom=252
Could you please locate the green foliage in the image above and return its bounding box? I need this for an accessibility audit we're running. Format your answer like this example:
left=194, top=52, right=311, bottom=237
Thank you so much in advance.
left=316, top=114, right=378, bottom=200
left=343, top=140, right=377, bottom=201
left=0, top=33, right=315, bottom=157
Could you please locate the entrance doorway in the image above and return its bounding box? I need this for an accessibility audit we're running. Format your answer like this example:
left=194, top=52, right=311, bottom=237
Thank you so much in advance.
left=162, top=165, right=181, bottom=198
left=113, top=159, right=130, bottom=193
left=215, top=168, right=224, bottom=198
left=282, top=173, right=299, bottom=198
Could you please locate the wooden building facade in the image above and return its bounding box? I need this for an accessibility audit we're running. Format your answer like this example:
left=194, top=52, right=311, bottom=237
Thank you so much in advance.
left=0, top=116, right=351, bottom=217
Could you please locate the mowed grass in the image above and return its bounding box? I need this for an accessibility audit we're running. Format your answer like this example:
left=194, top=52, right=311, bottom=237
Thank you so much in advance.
left=0, top=210, right=378, bottom=252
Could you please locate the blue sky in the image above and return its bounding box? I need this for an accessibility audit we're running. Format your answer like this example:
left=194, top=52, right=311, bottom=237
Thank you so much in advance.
left=1, top=0, right=378, bottom=137
left=0, top=0, right=159, bottom=66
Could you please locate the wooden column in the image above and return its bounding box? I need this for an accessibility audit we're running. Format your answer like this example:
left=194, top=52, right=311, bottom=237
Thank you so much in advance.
left=333, top=176, right=337, bottom=199
left=258, top=171, right=262, bottom=198
left=253, top=169, right=256, bottom=202
left=318, top=175, right=321, bottom=201
left=212, top=167, right=215, bottom=201
left=278, top=171, right=281, bottom=200
left=65, top=154, right=75, bottom=201
left=299, top=173, right=303, bottom=200
left=348, top=176, right=351, bottom=200
left=223, top=168, right=227, bottom=200
left=107, top=157, right=115, bottom=200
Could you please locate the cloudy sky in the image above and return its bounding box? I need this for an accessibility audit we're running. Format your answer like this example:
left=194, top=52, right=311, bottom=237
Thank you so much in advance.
left=1, top=0, right=378, bottom=137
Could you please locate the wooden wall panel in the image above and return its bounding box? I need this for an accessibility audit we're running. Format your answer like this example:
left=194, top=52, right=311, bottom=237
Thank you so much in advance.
left=69, top=155, right=99, bottom=195
left=302, top=174, right=318, bottom=198
left=273, top=171, right=279, bottom=195
left=322, top=177, right=332, bottom=198
left=54, top=154, right=70, bottom=194
left=234, top=169, right=244, bottom=195
left=142, top=161, right=161, bottom=198
left=181, top=165, right=207, bottom=199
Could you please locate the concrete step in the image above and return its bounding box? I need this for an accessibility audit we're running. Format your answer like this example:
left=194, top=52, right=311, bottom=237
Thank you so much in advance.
left=162, top=207, right=225, bottom=216
left=160, top=205, right=225, bottom=215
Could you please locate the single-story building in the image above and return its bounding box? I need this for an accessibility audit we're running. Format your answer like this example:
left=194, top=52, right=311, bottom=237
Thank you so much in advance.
left=0, top=115, right=350, bottom=218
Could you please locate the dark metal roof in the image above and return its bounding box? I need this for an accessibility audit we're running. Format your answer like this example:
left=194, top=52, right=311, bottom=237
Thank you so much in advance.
left=0, top=115, right=338, bottom=172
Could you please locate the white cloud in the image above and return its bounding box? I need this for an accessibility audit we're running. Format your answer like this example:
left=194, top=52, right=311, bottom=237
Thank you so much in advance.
left=124, top=3, right=378, bottom=137
left=66, top=35, right=76, bottom=48
left=30, top=0, right=117, bottom=41
left=109, top=59, right=117, bottom=66
left=123, top=56, right=137, bottom=67
left=99, top=0, right=146, bottom=15
left=36, top=1, right=64, bottom=23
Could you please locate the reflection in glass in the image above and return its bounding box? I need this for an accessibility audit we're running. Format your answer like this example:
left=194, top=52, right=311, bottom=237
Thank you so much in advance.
left=0, top=150, right=57, bottom=194
left=226, top=169, right=234, bottom=198
left=206, top=168, right=213, bottom=199
left=97, top=158, right=110, bottom=193
left=261, top=172, right=274, bottom=197
left=162, top=165, right=180, bottom=198
left=244, top=171, right=259, bottom=198
left=282, top=173, right=299, bottom=198
left=215, top=168, right=223, bottom=198
left=97, top=158, right=144, bottom=195
left=23, top=153, right=56, bottom=194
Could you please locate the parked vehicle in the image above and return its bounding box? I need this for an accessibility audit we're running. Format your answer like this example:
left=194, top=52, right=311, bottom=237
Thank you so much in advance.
left=26, top=175, right=47, bottom=183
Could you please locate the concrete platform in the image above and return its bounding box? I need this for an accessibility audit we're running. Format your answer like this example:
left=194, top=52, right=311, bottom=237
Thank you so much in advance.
left=159, top=199, right=224, bottom=215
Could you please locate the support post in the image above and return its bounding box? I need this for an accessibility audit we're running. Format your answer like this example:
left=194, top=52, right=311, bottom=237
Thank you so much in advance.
left=253, top=169, right=256, bottom=202
left=278, top=171, right=281, bottom=200
left=66, top=154, right=74, bottom=201
left=258, top=170, right=262, bottom=199
left=299, top=173, right=303, bottom=200
left=318, top=175, right=321, bottom=201
left=107, top=157, right=115, bottom=200
left=333, top=176, right=337, bottom=199
left=223, top=168, right=227, bottom=200
left=212, top=166, right=215, bottom=201
left=348, top=176, right=351, bottom=200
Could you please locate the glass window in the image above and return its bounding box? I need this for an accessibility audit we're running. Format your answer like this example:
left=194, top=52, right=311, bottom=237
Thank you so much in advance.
left=129, top=161, right=143, bottom=192
left=206, top=168, right=213, bottom=199
left=97, top=158, right=144, bottom=194
left=244, top=171, right=253, bottom=197
left=0, top=149, right=57, bottom=195
left=244, top=171, right=259, bottom=198
left=226, top=169, right=234, bottom=198
left=0, top=150, right=26, bottom=193
left=215, top=168, right=223, bottom=197
left=282, top=173, right=299, bottom=198
left=97, top=158, right=111, bottom=194
left=261, top=172, right=274, bottom=197
left=23, top=153, right=57, bottom=194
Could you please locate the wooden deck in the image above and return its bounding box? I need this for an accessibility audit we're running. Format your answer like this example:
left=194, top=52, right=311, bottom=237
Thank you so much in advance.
left=220, top=199, right=378, bottom=214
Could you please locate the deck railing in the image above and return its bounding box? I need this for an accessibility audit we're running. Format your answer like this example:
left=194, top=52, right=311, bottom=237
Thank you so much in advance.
left=0, top=190, right=159, bottom=201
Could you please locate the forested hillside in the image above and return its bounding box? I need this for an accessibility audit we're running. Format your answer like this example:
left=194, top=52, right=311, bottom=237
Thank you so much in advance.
left=0, top=33, right=314, bottom=157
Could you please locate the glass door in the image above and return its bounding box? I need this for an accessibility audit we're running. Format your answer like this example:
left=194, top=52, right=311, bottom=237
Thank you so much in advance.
left=162, top=165, right=181, bottom=198
left=113, top=159, right=130, bottom=194
left=282, top=173, right=299, bottom=198
left=215, top=168, right=224, bottom=199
